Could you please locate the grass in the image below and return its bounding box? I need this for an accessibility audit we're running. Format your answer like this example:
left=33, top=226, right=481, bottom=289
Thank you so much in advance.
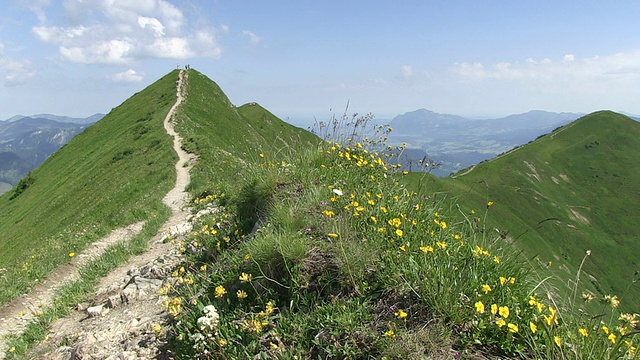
left=173, top=69, right=317, bottom=197
left=4, top=209, right=170, bottom=358
left=403, top=111, right=640, bottom=314
left=3, top=67, right=638, bottom=358
left=0, top=71, right=180, bottom=306
left=158, top=117, right=640, bottom=359
left=0, top=68, right=322, bottom=358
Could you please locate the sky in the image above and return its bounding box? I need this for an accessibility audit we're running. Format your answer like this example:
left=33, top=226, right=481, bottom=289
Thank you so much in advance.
left=1, top=1, right=640, bottom=125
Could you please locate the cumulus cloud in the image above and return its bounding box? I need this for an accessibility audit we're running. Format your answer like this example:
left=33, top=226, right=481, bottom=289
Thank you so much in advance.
left=242, top=30, right=261, bottom=46
left=0, top=39, right=37, bottom=86
left=401, top=64, right=413, bottom=78
left=31, top=0, right=224, bottom=65
left=108, top=69, right=143, bottom=83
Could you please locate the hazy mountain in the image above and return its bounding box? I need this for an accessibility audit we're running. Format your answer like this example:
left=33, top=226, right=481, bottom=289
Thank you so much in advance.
left=2, top=113, right=104, bottom=124
left=387, top=109, right=584, bottom=176
left=0, top=115, right=101, bottom=194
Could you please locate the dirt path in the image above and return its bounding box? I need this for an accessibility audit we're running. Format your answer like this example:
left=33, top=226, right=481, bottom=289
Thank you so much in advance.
left=451, top=164, right=476, bottom=178
left=0, top=70, right=196, bottom=359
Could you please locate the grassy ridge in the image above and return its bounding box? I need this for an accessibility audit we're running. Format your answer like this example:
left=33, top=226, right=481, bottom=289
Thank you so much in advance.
left=159, top=131, right=639, bottom=359
left=0, top=71, right=180, bottom=305
left=406, top=111, right=640, bottom=312
left=174, top=69, right=317, bottom=195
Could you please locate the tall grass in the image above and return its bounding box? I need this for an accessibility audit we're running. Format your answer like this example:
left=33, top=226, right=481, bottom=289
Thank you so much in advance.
left=160, top=118, right=640, bottom=358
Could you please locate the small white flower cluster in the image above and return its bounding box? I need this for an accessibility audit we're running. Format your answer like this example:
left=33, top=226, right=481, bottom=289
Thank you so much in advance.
left=197, top=305, right=219, bottom=332
left=192, top=305, right=220, bottom=353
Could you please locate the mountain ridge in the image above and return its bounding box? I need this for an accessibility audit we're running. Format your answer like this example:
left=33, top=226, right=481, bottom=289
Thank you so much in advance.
left=419, top=110, right=640, bottom=311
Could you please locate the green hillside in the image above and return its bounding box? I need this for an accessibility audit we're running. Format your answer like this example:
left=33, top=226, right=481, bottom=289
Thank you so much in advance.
left=0, top=69, right=316, bottom=306
left=0, top=71, right=179, bottom=304
left=174, top=70, right=317, bottom=195
left=3, top=74, right=638, bottom=358
left=411, top=111, right=640, bottom=312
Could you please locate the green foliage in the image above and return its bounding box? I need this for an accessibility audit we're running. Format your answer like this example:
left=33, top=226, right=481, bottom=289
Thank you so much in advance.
left=407, top=111, right=640, bottom=313
left=0, top=71, right=179, bottom=305
left=3, top=66, right=638, bottom=359
left=162, top=114, right=638, bottom=358
left=9, top=172, right=34, bottom=200
left=173, top=69, right=318, bottom=197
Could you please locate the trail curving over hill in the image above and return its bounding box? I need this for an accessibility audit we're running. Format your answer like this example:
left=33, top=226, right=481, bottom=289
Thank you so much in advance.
left=0, top=70, right=196, bottom=359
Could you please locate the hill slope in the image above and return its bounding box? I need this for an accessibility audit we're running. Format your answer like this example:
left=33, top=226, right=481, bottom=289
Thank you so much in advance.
left=0, top=69, right=317, bottom=306
left=174, top=70, right=317, bottom=195
left=0, top=71, right=179, bottom=304
left=427, top=111, right=640, bottom=310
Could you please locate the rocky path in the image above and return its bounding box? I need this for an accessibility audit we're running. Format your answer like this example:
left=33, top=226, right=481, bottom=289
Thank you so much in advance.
left=0, top=70, right=197, bottom=359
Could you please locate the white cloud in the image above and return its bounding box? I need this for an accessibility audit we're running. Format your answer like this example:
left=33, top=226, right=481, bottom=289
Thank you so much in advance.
left=451, top=50, right=640, bottom=82
left=242, top=30, right=261, bottom=46
left=400, top=64, right=413, bottom=78
left=0, top=39, right=37, bottom=86
left=19, top=0, right=51, bottom=23
left=32, top=0, right=223, bottom=65
left=108, top=69, right=143, bottom=83
left=138, top=16, right=165, bottom=37
left=0, top=58, right=37, bottom=86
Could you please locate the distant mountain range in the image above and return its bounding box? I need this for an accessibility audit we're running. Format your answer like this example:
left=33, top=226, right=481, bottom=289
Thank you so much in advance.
left=0, top=114, right=104, bottom=194
left=2, top=113, right=104, bottom=125
left=389, top=109, right=584, bottom=177
left=385, top=109, right=587, bottom=176
left=385, top=109, right=640, bottom=176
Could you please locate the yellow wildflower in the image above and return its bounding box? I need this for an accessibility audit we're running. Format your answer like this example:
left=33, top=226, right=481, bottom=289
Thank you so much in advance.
left=499, top=306, right=510, bottom=319
left=481, top=284, right=492, bottom=294
left=236, top=290, right=248, bottom=300
left=396, top=229, right=404, bottom=237
left=475, top=301, right=485, bottom=314
left=394, top=309, right=408, bottom=319
left=579, top=328, right=589, bottom=337
left=496, top=318, right=506, bottom=327
left=609, top=333, right=617, bottom=344
left=214, top=285, right=227, bottom=298
left=554, top=336, right=562, bottom=347
left=491, top=304, right=498, bottom=315
left=384, top=329, right=396, bottom=338
left=239, top=272, right=252, bottom=283
left=507, top=323, right=519, bottom=333
left=69, top=252, right=75, bottom=258
left=530, top=322, right=537, bottom=333
left=420, top=246, right=434, bottom=253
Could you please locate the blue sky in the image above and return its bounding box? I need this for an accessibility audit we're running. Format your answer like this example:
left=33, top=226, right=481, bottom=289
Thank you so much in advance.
left=2, top=1, right=640, bottom=124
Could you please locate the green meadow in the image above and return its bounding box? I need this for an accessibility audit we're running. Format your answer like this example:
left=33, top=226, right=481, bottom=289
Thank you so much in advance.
left=2, top=70, right=638, bottom=359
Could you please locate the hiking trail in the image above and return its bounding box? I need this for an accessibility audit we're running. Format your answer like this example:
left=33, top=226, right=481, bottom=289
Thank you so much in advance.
left=0, top=69, right=197, bottom=359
